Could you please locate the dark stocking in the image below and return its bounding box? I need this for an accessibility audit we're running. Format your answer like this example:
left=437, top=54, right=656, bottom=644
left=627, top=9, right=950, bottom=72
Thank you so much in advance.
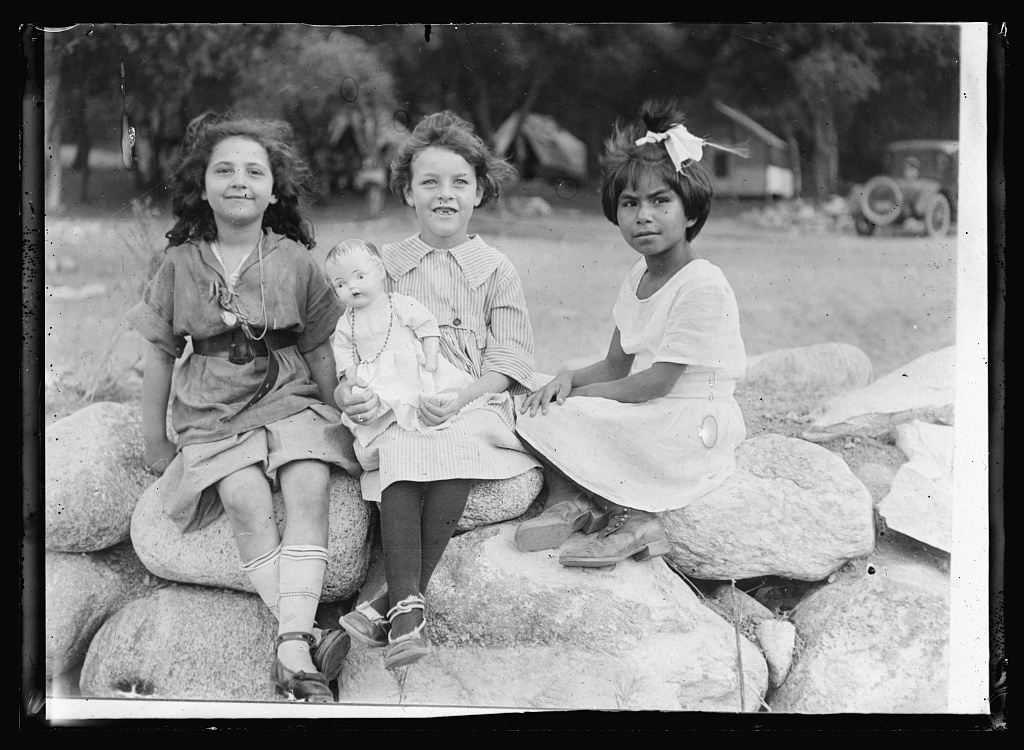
left=377, top=478, right=473, bottom=638
left=418, top=478, right=473, bottom=592
left=379, top=481, right=424, bottom=638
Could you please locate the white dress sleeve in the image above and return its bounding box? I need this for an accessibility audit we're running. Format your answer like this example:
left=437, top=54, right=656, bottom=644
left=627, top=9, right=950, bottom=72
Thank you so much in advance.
left=394, top=293, right=442, bottom=340
left=656, top=279, right=743, bottom=370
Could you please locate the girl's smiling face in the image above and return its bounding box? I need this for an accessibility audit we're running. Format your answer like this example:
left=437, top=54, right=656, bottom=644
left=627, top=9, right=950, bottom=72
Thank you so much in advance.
left=326, top=253, right=386, bottom=310
left=616, top=173, right=697, bottom=260
left=404, top=146, right=483, bottom=250
left=202, top=136, right=278, bottom=229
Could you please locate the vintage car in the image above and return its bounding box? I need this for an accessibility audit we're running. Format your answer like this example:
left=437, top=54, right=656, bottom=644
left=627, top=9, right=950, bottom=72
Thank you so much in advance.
left=849, top=140, right=958, bottom=237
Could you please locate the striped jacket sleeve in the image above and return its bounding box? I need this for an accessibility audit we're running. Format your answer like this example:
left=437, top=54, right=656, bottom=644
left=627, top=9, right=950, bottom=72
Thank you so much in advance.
left=483, top=260, right=536, bottom=395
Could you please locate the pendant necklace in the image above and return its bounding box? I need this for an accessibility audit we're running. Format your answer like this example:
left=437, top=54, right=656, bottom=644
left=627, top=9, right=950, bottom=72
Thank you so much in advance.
left=212, top=233, right=268, bottom=340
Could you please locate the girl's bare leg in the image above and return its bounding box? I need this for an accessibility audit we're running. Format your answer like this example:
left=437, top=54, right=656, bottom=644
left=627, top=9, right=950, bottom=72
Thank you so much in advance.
left=218, top=465, right=280, bottom=563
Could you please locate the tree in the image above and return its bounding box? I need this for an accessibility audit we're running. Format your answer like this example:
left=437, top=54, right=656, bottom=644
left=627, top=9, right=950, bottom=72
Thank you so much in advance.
left=707, top=23, right=959, bottom=200
left=707, top=24, right=882, bottom=202
left=237, top=27, right=401, bottom=215
left=44, top=23, right=282, bottom=205
left=348, top=24, right=710, bottom=178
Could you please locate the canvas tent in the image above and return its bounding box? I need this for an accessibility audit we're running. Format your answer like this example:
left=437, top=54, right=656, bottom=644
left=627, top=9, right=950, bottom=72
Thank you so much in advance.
left=492, top=112, right=588, bottom=181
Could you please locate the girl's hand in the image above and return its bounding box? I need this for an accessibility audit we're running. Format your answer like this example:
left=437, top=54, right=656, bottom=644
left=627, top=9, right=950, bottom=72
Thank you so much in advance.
left=520, top=373, right=573, bottom=417
left=334, top=375, right=380, bottom=425
left=418, top=391, right=463, bottom=427
left=144, top=437, right=176, bottom=477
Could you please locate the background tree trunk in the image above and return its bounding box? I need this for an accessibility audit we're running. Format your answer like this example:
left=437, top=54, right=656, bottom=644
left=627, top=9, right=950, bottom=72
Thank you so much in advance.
left=808, top=99, right=840, bottom=203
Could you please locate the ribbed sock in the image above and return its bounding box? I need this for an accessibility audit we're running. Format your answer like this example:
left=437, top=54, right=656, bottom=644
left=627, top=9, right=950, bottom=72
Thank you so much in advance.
left=240, top=542, right=282, bottom=620
left=277, top=544, right=329, bottom=668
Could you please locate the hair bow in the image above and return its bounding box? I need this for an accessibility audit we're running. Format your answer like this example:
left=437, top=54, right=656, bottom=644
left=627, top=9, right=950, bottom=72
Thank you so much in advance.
left=636, top=124, right=749, bottom=172
left=635, top=125, right=707, bottom=169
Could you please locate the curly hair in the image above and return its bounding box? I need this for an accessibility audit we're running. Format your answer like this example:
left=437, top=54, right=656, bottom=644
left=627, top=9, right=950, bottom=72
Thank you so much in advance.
left=389, top=110, right=517, bottom=208
left=600, top=100, right=714, bottom=243
left=164, top=112, right=317, bottom=249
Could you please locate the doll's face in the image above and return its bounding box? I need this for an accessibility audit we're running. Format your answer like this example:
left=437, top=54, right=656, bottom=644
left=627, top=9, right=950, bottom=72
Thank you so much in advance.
left=326, top=253, right=386, bottom=310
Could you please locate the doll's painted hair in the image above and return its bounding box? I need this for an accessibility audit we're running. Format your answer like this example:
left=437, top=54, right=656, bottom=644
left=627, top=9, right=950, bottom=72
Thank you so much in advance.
left=165, top=112, right=317, bottom=249
left=389, top=110, right=517, bottom=208
left=600, top=100, right=714, bottom=242
left=325, top=239, right=385, bottom=275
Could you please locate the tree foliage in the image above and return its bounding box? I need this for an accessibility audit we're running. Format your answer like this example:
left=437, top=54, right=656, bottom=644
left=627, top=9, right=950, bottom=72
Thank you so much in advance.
left=43, top=23, right=961, bottom=207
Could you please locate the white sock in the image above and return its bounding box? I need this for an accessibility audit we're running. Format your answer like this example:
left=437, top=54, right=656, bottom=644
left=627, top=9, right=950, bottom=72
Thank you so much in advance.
left=240, top=543, right=282, bottom=620
left=278, top=545, right=329, bottom=657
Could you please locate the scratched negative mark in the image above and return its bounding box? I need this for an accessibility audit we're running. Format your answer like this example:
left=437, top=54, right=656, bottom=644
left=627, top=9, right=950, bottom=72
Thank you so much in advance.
left=699, top=415, right=718, bottom=448
left=120, top=113, right=136, bottom=170
left=393, top=110, right=410, bottom=133
left=340, top=76, right=358, bottom=103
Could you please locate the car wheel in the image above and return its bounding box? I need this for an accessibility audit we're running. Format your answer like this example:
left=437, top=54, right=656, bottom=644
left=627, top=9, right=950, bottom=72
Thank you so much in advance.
left=859, top=175, right=904, bottom=226
left=923, top=192, right=952, bottom=237
left=854, top=215, right=876, bottom=236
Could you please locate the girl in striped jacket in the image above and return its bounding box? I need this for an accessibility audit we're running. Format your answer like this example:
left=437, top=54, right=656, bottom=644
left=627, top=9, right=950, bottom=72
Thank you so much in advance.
left=334, top=111, right=542, bottom=670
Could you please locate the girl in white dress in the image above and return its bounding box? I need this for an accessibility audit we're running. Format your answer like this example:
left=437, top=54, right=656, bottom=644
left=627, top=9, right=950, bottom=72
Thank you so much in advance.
left=515, top=100, right=748, bottom=568
left=326, top=239, right=479, bottom=447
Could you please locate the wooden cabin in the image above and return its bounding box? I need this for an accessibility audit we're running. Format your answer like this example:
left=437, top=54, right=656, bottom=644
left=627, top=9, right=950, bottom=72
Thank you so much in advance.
left=693, top=100, right=796, bottom=200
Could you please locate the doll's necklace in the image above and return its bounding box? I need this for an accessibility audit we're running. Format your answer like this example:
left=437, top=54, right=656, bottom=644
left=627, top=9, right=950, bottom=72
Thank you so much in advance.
left=350, top=293, right=394, bottom=365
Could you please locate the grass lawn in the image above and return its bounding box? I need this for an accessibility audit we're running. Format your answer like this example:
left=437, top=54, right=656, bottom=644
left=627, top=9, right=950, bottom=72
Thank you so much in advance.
left=41, top=163, right=958, bottom=428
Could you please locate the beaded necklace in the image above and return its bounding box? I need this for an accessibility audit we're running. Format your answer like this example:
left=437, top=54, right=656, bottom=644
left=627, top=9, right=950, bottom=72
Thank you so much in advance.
left=349, top=293, right=395, bottom=365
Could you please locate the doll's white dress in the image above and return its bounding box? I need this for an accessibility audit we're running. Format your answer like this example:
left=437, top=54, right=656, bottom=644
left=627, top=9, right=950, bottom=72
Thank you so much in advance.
left=334, top=292, right=475, bottom=446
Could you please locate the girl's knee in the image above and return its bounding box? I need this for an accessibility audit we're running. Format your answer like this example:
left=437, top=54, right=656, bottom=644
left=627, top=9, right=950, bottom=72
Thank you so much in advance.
left=217, top=466, right=273, bottom=521
left=279, top=460, right=331, bottom=506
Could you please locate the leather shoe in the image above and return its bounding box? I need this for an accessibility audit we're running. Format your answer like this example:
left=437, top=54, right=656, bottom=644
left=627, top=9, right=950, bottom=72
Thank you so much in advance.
left=311, top=628, right=350, bottom=684
left=339, top=601, right=390, bottom=648
left=514, top=493, right=608, bottom=552
left=272, top=632, right=334, bottom=703
left=383, top=595, right=431, bottom=670
left=558, top=508, right=670, bottom=568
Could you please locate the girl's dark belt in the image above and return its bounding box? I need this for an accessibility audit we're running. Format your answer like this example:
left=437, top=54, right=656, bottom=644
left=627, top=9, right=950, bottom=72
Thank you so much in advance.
left=193, top=329, right=299, bottom=365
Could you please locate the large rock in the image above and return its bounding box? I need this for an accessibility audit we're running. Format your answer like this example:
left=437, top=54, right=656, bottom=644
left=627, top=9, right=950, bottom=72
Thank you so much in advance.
left=877, top=421, right=954, bottom=552
left=770, top=563, right=949, bottom=713
left=740, top=342, right=873, bottom=400
left=338, top=523, right=768, bottom=712
left=801, top=346, right=955, bottom=442
left=130, top=471, right=373, bottom=603
left=756, top=618, right=797, bottom=689
left=457, top=468, right=544, bottom=532
left=79, top=584, right=282, bottom=702
left=45, top=402, right=152, bottom=552
left=661, top=435, right=876, bottom=581
left=45, top=542, right=154, bottom=679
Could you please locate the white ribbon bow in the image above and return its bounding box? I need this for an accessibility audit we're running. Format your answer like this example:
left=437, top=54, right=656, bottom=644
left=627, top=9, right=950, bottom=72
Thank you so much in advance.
left=635, top=125, right=707, bottom=170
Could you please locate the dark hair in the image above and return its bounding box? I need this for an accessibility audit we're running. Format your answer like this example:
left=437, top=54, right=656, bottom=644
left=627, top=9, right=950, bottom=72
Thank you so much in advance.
left=389, top=110, right=516, bottom=208
left=165, top=112, right=317, bottom=249
left=600, top=100, right=714, bottom=242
